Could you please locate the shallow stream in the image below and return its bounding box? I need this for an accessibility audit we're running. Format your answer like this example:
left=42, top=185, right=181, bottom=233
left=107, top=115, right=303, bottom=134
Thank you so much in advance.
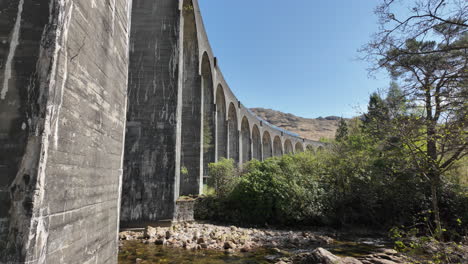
left=118, top=238, right=387, bottom=264
left=119, top=241, right=273, bottom=264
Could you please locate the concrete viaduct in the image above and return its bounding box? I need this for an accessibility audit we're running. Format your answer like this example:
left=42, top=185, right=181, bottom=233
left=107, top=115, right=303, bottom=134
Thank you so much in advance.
left=0, top=0, right=323, bottom=263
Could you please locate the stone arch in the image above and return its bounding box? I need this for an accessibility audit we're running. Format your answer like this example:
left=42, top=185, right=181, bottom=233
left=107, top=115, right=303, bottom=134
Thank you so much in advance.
left=241, top=117, right=251, bottom=163
left=295, top=142, right=304, bottom=153
left=216, top=85, right=227, bottom=159
left=273, top=136, right=283, bottom=157
left=317, top=146, right=324, bottom=152
left=284, top=139, right=294, bottom=154
left=228, top=103, right=239, bottom=163
left=180, top=0, right=202, bottom=196
left=202, top=53, right=215, bottom=180
left=262, top=131, right=273, bottom=159
left=252, top=125, right=261, bottom=160
left=306, top=145, right=315, bottom=153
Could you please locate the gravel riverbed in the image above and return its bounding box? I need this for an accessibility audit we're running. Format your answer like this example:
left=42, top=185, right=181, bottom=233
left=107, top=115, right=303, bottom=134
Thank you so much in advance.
left=118, top=222, right=443, bottom=263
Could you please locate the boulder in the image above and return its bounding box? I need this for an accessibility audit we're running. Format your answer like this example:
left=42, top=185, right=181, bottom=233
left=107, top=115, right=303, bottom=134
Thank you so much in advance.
left=342, top=257, right=363, bottom=264
left=311, top=248, right=342, bottom=263
left=144, top=226, right=157, bottom=239
left=155, top=238, right=166, bottom=245
left=309, top=248, right=363, bottom=264
left=224, top=241, right=236, bottom=249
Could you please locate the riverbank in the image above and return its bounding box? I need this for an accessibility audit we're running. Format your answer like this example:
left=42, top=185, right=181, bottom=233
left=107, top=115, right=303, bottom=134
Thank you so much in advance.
left=119, top=222, right=449, bottom=263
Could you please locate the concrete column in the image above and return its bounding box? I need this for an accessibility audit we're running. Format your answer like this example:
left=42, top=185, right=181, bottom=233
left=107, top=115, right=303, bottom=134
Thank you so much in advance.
left=214, top=105, right=219, bottom=162
left=226, top=120, right=229, bottom=159
left=260, top=137, right=265, bottom=161
left=179, top=0, right=202, bottom=197
left=121, top=0, right=181, bottom=227
left=250, top=138, right=254, bottom=162
left=237, top=129, right=244, bottom=167
left=0, top=1, right=131, bottom=262
left=247, top=134, right=253, bottom=161
left=199, top=76, right=205, bottom=195
left=238, top=129, right=242, bottom=166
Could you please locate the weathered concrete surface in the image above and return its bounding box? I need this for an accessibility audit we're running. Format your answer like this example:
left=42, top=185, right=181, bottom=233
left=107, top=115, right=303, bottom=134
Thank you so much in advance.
left=121, top=0, right=181, bottom=227
left=0, top=0, right=48, bottom=252
left=0, top=0, right=130, bottom=262
left=1, top=0, right=325, bottom=262
left=173, top=198, right=196, bottom=223
left=215, top=85, right=227, bottom=160
left=180, top=0, right=202, bottom=196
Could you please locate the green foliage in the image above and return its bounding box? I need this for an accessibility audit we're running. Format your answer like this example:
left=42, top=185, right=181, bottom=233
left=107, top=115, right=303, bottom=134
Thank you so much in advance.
left=203, top=119, right=214, bottom=153
left=388, top=225, right=467, bottom=263
left=362, top=92, right=390, bottom=140
left=335, top=118, right=348, bottom=142
left=202, top=184, right=216, bottom=196
left=198, top=85, right=467, bottom=235
left=197, top=113, right=468, bottom=233
left=227, top=155, right=328, bottom=225
left=207, top=158, right=238, bottom=198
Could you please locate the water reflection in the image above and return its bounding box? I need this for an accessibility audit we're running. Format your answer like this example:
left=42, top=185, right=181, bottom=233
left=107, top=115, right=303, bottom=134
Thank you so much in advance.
left=119, top=241, right=273, bottom=264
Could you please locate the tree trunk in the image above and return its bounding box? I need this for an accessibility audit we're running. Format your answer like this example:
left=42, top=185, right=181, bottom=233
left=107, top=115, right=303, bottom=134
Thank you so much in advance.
left=425, top=86, right=442, bottom=239
left=430, top=175, right=442, bottom=239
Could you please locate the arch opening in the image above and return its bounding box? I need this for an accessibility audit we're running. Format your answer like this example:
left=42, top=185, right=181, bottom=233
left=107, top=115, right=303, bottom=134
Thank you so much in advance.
left=241, top=117, right=251, bottom=163
left=284, top=139, right=294, bottom=154
left=202, top=53, right=215, bottom=183
left=262, top=131, right=273, bottom=160
left=273, top=136, right=283, bottom=157
left=216, top=85, right=227, bottom=160
left=252, top=125, right=261, bottom=160
left=306, top=145, right=315, bottom=153
left=228, top=103, right=239, bottom=164
left=295, top=142, right=304, bottom=153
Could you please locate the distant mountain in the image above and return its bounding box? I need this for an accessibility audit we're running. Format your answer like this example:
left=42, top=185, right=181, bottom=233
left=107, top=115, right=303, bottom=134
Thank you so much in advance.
left=250, top=108, right=344, bottom=141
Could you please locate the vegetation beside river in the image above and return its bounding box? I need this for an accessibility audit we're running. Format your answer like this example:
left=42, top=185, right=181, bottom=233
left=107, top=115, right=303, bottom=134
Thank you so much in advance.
left=119, top=1, right=468, bottom=263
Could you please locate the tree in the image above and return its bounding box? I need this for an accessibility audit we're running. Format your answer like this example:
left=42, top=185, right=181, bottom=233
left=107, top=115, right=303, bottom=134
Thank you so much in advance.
left=364, top=0, right=468, bottom=238
left=335, top=118, right=349, bottom=142
left=386, top=82, right=407, bottom=118
left=363, top=0, right=468, bottom=63
left=362, top=93, right=390, bottom=140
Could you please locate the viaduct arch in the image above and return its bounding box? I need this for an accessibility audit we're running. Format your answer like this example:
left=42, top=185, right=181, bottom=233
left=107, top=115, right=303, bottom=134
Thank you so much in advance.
left=240, top=117, right=251, bottom=164
left=284, top=139, right=294, bottom=154
left=262, top=132, right=273, bottom=159
left=0, top=0, right=324, bottom=262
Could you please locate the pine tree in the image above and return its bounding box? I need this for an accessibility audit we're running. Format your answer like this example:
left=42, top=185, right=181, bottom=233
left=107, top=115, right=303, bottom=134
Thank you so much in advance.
left=362, top=93, right=389, bottom=140
left=363, top=0, right=468, bottom=237
left=335, top=118, right=348, bottom=142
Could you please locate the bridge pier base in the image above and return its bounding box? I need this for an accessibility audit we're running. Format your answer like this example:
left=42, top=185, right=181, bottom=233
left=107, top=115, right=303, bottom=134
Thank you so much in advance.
left=0, top=0, right=131, bottom=263
left=120, top=0, right=182, bottom=228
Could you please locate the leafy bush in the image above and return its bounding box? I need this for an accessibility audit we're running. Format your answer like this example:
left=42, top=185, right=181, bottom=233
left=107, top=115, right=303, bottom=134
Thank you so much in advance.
left=228, top=157, right=324, bottom=225
left=207, top=158, right=238, bottom=197
left=196, top=118, right=468, bottom=236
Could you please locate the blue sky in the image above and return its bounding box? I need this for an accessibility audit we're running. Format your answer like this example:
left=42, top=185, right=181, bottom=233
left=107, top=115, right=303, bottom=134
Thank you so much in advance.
left=198, top=0, right=391, bottom=118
